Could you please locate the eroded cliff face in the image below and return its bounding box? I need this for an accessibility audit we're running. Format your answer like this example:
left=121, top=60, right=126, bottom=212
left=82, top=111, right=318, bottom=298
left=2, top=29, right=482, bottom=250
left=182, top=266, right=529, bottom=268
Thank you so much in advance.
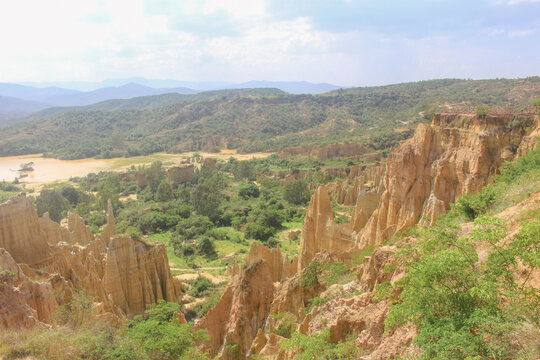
left=0, top=194, right=181, bottom=330
left=278, top=142, right=369, bottom=161
left=298, top=186, right=355, bottom=270
left=196, top=260, right=275, bottom=359
left=104, top=235, right=181, bottom=316
left=357, top=113, right=538, bottom=248
left=201, top=113, right=539, bottom=360
left=0, top=194, right=51, bottom=264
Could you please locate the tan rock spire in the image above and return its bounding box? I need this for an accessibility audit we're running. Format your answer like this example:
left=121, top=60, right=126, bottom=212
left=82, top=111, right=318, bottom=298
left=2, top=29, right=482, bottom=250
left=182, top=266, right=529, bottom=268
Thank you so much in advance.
left=298, top=185, right=354, bottom=270
left=0, top=194, right=51, bottom=264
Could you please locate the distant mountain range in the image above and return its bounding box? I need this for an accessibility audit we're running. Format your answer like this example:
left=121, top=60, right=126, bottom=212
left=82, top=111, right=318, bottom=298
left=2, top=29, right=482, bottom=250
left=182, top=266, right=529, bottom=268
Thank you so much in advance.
left=19, top=78, right=342, bottom=94
left=1, top=77, right=538, bottom=160
left=0, top=78, right=342, bottom=122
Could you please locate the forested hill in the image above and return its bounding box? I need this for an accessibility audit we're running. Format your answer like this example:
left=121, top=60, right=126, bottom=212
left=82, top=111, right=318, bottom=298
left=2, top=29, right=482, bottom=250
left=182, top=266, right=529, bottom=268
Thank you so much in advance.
left=0, top=77, right=539, bottom=160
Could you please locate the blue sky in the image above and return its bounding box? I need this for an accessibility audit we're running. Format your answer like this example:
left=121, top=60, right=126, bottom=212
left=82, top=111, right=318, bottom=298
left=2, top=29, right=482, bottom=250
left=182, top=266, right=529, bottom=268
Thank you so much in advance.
left=0, top=0, right=538, bottom=86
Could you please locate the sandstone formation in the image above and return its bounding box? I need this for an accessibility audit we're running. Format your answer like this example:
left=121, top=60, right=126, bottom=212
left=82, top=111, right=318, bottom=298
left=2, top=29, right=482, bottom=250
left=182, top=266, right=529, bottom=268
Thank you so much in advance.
left=0, top=194, right=51, bottom=264
left=102, top=199, right=117, bottom=243
left=356, top=113, right=538, bottom=248
left=203, top=157, right=217, bottom=169
left=278, top=142, right=369, bottom=161
left=298, top=186, right=355, bottom=270
left=0, top=194, right=181, bottom=331
left=246, top=242, right=297, bottom=282
left=196, top=260, right=274, bottom=359
left=166, top=164, right=195, bottom=184
left=104, top=235, right=181, bottom=316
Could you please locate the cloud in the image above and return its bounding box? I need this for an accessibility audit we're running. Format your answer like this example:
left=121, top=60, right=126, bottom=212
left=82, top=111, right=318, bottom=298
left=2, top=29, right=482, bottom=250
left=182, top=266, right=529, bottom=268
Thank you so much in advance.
left=508, top=29, right=534, bottom=37
left=505, top=0, right=540, bottom=5
left=0, top=0, right=538, bottom=85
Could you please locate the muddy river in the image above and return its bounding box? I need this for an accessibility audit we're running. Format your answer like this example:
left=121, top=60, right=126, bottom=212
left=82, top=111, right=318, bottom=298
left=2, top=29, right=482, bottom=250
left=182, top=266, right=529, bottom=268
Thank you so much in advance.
left=0, top=151, right=272, bottom=186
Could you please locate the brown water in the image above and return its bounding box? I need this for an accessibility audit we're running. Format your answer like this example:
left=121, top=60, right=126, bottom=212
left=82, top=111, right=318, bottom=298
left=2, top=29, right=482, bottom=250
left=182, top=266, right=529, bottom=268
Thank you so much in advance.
left=0, top=154, right=113, bottom=183
left=0, top=151, right=272, bottom=186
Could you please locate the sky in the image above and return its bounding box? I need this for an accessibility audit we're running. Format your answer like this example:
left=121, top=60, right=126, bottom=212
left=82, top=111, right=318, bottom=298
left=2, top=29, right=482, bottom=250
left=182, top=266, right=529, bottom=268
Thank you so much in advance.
left=0, top=0, right=539, bottom=86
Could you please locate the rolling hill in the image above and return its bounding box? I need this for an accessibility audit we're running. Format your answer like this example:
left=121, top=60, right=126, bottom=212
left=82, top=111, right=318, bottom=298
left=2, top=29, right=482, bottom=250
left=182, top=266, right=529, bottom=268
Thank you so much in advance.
left=0, top=77, right=538, bottom=160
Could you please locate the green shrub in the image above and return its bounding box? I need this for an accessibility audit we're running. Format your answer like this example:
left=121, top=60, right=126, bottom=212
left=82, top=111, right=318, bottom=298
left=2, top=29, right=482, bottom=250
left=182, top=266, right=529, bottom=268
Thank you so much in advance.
left=271, top=312, right=296, bottom=339
left=283, top=179, right=311, bottom=205
left=300, top=260, right=323, bottom=288
left=189, top=276, right=214, bottom=297
left=386, top=217, right=540, bottom=360
left=280, top=328, right=358, bottom=359
left=238, top=182, right=260, bottom=199
left=103, top=300, right=208, bottom=360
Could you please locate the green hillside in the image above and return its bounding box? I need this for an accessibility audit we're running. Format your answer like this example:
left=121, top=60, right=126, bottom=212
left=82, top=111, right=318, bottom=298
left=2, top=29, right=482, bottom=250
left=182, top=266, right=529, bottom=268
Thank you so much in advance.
left=0, top=78, right=538, bottom=160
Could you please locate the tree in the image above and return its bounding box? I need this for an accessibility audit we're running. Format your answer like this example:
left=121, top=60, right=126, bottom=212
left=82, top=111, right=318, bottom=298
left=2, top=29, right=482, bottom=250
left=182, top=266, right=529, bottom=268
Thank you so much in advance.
left=35, top=189, right=67, bottom=222
left=146, top=161, right=164, bottom=193
left=238, top=182, right=260, bottom=199
left=283, top=179, right=311, bottom=205
left=155, top=180, right=174, bottom=202
left=196, top=236, right=216, bottom=257
left=190, top=183, right=222, bottom=217
left=60, top=185, right=79, bottom=206
left=103, top=300, right=208, bottom=360
left=476, top=105, right=490, bottom=117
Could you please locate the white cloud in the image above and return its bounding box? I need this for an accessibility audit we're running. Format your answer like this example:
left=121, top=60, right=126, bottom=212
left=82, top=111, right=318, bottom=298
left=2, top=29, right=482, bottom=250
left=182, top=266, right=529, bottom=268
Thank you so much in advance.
left=505, top=0, right=540, bottom=5
left=508, top=29, right=534, bottom=37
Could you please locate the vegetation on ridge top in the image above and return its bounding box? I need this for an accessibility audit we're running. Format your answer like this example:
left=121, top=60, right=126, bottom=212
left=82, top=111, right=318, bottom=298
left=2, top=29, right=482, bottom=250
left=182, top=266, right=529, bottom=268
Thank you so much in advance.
left=0, top=77, right=539, bottom=160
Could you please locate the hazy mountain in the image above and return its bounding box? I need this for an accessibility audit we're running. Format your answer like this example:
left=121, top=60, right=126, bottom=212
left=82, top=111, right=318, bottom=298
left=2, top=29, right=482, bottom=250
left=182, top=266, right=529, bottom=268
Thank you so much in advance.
left=19, top=88, right=286, bottom=124
left=0, top=83, right=79, bottom=103
left=41, top=83, right=196, bottom=107
left=0, top=96, right=50, bottom=126
left=230, top=80, right=342, bottom=94
left=20, top=78, right=231, bottom=92
left=20, top=78, right=342, bottom=94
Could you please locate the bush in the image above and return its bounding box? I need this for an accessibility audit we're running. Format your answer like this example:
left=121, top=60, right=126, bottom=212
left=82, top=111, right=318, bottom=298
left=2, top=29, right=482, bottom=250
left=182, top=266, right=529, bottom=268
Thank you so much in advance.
left=238, top=182, right=260, bottom=199
left=455, top=185, right=497, bottom=220
left=280, top=328, right=358, bottom=359
left=476, top=105, right=490, bottom=117
left=271, top=312, right=296, bottom=339
left=244, top=222, right=275, bottom=242
left=283, top=179, right=311, bottom=205
left=189, top=276, right=213, bottom=297
left=300, top=260, right=323, bottom=288
left=155, top=180, right=174, bottom=202
left=386, top=217, right=540, bottom=360
left=196, top=236, right=216, bottom=257
left=103, top=300, right=207, bottom=360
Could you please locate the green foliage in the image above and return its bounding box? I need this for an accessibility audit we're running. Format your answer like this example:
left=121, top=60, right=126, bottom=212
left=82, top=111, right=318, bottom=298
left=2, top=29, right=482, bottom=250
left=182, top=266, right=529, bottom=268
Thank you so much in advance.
left=35, top=189, right=68, bottom=222
left=190, top=182, right=222, bottom=217
left=145, top=161, right=164, bottom=193
left=103, top=300, right=208, bottom=360
left=238, top=182, right=260, bottom=199
left=189, top=276, right=214, bottom=297
left=386, top=216, right=540, bottom=360
left=59, top=185, right=79, bottom=206
left=455, top=184, right=497, bottom=220
left=322, top=262, right=350, bottom=286
left=304, top=296, right=330, bottom=314
left=95, top=172, right=120, bottom=211
left=155, top=179, right=173, bottom=202
left=454, top=144, right=540, bottom=221
left=283, top=179, right=311, bottom=205
left=2, top=78, right=539, bottom=159
left=300, top=260, right=323, bottom=288
left=271, top=312, right=296, bottom=339
left=196, top=236, right=216, bottom=257
left=280, top=328, right=358, bottom=359
left=475, top=105, right=490, bottom=117
left=244, top=222, right=275, bottom=242
left=529, top=98, right=540, bottom=106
